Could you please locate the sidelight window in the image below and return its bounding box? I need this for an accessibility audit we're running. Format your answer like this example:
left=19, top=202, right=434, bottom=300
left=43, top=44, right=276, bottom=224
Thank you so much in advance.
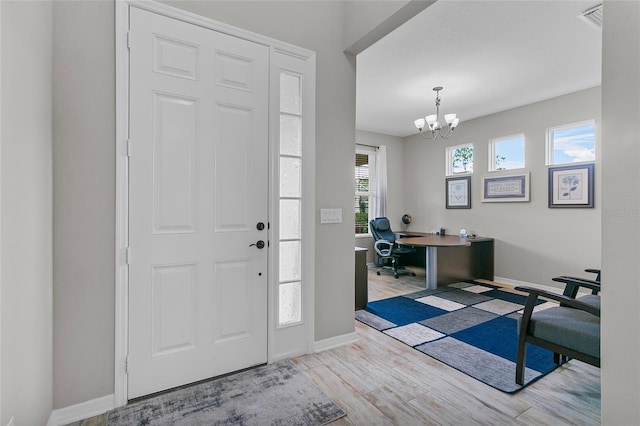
left=278, top=71, right=303, bottom=326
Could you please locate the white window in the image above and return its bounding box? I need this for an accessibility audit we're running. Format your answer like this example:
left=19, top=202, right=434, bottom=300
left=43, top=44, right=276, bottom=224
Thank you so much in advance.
left=489, top=134, right=525, bottom=171
left=446, top=143, right=473, bottom=176
left=355, top=147, right=377, bottom=235
left=278, top=71, right=303, bottom=327
left=546, top=120, right=595, bottom=165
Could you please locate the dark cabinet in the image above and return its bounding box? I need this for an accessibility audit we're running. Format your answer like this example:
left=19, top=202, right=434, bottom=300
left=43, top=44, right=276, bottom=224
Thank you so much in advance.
left=355, top=247, right=368, bottom=310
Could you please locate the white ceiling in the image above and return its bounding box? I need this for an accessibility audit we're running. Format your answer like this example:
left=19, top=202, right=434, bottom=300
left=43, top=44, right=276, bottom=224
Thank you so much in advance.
left=356, top=0, right=603, bottom=138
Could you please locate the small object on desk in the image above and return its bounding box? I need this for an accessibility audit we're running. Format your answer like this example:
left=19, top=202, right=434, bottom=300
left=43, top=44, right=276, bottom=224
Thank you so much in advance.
left=440, top=227, right=445, bottom=236
left=459, top=228, right=468, bottom=237
left=401, top=214, right=412, bottom=231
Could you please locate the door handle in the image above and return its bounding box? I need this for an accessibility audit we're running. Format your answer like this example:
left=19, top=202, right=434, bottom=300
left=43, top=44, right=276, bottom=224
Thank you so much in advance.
left=249, top=240, right=265, bottom=249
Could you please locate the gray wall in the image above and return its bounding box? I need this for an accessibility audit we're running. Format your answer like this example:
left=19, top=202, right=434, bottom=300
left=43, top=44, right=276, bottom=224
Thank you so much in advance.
left=601, top=0, right=640, bottom=422
left=343, top=1, right=410, bottom=50
left=1, top=1, right=53, bottom=424
left=52, top=0, right=358, bottom=407
left=354, top=130, right=406, bottom=264
left=343, top=0, right=433, bottom=54
left=403, top=87, right=601, bottom=286
left=52, top=1, right=116, bottom=408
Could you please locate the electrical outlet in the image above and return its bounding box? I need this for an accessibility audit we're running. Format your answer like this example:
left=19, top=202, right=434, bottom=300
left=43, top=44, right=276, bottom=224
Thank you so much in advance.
left=320, top=208, right=342, bottom=224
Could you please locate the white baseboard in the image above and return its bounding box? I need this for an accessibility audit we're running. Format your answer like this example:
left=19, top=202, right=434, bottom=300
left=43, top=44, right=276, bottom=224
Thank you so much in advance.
left=47, top=394, right=114, bottom=426
left=313, top=331, right=358, bottom=353
left=270, top=349, right=307, bottom=363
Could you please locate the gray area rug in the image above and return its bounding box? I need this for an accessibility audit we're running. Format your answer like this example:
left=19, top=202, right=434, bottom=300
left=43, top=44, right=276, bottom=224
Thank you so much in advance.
left=416, top=337, right=541, bottom=393
left=357, top=282, right=563, bottom=393
left=108, top=360, right=345, bottom=425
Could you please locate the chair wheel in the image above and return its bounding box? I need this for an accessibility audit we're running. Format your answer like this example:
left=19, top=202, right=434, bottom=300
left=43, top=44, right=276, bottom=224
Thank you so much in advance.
left=394, top=274, right=399, bottom=279
left=376, top=271, right=381, bottom=275
left=411, top=272, right=416, bottom=276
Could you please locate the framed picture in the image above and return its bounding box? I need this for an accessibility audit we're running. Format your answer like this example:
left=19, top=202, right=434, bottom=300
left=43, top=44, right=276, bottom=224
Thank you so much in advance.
left=482, top=173, right=530, bottom=202
left=446, top=176, right=471, bottom=209
left=548, top=163, right=594, bottom=208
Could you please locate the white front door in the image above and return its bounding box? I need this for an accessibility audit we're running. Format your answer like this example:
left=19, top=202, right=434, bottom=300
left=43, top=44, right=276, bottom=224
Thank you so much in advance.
left=128, top=7, right=269, bottom=399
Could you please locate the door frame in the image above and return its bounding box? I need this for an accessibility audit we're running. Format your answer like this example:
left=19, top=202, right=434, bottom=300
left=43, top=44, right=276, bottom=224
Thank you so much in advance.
left=115, top=0, right=316, bottom=406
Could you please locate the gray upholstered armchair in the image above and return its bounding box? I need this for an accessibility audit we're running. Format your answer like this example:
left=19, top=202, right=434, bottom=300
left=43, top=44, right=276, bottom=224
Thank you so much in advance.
left=515, top=277, right=601, bottom=385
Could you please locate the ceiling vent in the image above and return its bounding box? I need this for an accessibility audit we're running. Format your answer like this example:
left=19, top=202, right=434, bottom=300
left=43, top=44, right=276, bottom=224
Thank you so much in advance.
left=579, top=4, right=603, bottom=28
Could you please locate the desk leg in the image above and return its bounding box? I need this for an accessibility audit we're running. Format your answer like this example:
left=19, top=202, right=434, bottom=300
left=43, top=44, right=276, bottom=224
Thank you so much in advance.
left=425, top=246, right=437, bottom=289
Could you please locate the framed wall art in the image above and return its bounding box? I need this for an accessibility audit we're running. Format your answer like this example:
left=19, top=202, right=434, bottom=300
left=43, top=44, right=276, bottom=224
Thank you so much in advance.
left=482, top=173, right=530, bottom=202
left=446, top=176, right=471, bottom=209
left=548, top=163, right=594, bottom=208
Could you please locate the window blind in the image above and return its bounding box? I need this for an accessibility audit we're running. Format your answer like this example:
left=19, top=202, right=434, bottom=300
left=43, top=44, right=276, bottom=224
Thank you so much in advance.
left=355, top=149, right=376, bottom=234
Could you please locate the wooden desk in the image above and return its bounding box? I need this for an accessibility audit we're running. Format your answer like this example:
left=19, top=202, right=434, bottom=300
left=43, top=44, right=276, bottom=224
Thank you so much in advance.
left=396, top=235, right=493, bottom=289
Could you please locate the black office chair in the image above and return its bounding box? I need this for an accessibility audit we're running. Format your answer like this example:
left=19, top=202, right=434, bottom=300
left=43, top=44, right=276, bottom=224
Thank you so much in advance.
left=369, top=217, right=416, bottom=278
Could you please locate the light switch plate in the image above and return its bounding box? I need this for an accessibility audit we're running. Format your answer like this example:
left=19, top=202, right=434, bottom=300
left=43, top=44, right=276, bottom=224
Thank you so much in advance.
left=320, top=208, right=342, bottom=224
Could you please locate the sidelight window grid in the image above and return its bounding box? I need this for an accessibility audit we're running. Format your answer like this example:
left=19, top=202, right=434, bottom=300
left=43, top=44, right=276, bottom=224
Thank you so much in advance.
left=278, top=71, right=303, bottom=327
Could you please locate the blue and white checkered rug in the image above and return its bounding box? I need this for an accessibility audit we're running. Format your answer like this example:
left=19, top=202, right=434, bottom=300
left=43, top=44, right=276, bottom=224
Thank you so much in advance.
left=356, top=281, right=562, bottom=393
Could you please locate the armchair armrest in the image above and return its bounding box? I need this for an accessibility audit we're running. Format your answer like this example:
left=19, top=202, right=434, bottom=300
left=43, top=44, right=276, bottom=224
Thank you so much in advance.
left=584, top=268, right=601, bottom=282
left=374, top=239, right=393, bottom=257
left=552, top=276, right=601, bottom=297
left=515, top=286, right=600, bottom=318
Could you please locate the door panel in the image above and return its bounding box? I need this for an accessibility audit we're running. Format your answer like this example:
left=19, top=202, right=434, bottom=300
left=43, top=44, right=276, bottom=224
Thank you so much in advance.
left=151, top=263, right=198, bottom=356
left=153, top=35, right=199, bottom=80
left=215, top=103, right=253, bottom=231
left=213, top=259, right=252, bottom=343
left=128, top=7, right=269, bottom=399
left=152, top=93, right=198, bottom=234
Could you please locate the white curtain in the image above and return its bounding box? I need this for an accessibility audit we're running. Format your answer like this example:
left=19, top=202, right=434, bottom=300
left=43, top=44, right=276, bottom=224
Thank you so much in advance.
left=375, top=145, right=388, bottom=218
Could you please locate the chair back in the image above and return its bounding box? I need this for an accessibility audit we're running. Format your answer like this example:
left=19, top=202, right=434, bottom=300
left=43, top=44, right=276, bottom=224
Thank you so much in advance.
left=370, top=217, right=396, bottom=244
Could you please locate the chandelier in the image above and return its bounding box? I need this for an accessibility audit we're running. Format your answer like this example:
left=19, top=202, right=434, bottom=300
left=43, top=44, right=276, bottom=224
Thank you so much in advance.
left=413, top=86, right=460, bottom=139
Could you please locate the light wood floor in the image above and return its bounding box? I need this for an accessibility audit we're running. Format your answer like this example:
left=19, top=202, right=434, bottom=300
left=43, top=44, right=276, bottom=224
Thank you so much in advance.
left=70, top=268, right=601, bottom=425
left=294, top=268, right=601, bottom=425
